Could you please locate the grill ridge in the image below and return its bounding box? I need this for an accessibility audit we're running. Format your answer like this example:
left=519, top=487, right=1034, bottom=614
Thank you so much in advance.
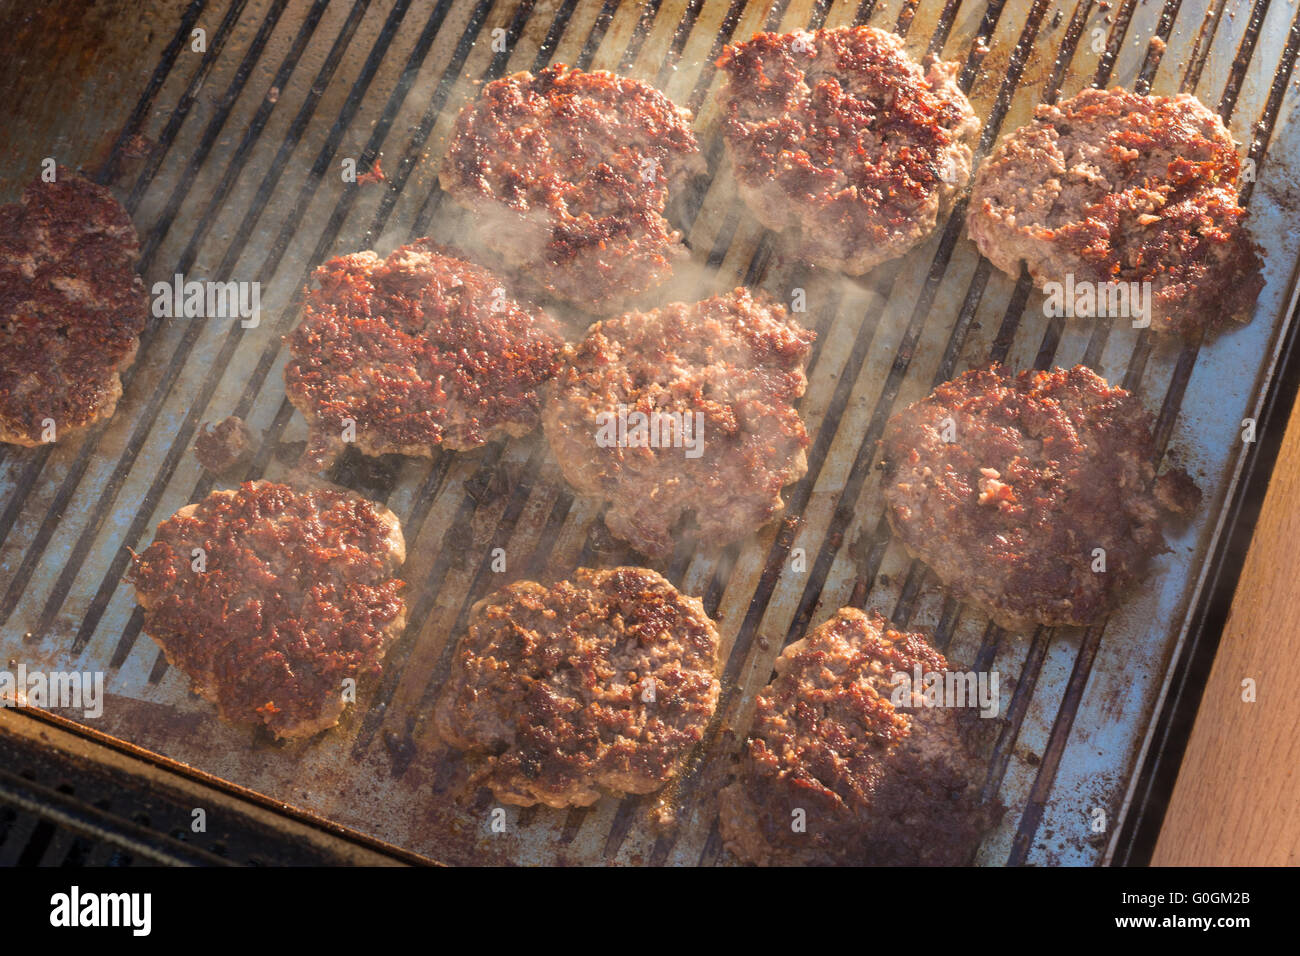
left=136, top=0, right=297, bottom=272
left=94, top=0, right=211, bottom=190
left=123, top=0, right=256, bottom=216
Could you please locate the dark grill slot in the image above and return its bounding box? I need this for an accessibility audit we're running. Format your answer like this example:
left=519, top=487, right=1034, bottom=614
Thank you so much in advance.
left=0, top=713, right=414, bottom=865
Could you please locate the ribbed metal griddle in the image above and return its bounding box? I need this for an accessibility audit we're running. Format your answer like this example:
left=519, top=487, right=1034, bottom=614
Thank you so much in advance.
left=3, top=0, right=1300, bottom=865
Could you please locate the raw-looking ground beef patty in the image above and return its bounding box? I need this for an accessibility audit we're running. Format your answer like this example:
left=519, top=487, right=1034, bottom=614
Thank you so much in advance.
left=877, top=365, right=1201, bottom=631
left=718, top=607, right=1000, bottom=866
left=966, top=87, right=1263, bottom=336
left=0, top=170, right=147, bottom=445
left=542, top=288, right=815, bottom=558
left=717, top=26, right=980, bottom=274
left=440, top=66, right=704, bottom=312
left=285, top=240, right=566, bottom=471
left=434, top=567, right=721, bottom=808
left=128, top=481, right=407, bottom=740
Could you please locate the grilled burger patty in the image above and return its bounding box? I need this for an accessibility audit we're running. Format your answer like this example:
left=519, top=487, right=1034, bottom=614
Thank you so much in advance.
left=440, top=66, right=704, bottom=312
left=718, top=607, right=999, bottom=866
left=285, top=240, right=566, bottom=471
left=434, top=567, right=721, bottom=808
left=128, top=481, right=407, bottom=740
left=717, top=26, right=979, bottom=274
left=542, top=288, right=815, bottom=558
left=878, top=365, right=1200, bottom=631
left=966, top=87, right=1263, bottom=336
left=0, top=171, right=147, bottom=446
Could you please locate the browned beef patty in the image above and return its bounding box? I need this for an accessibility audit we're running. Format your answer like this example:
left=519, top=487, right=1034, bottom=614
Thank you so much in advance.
left=439, top=66, right=704, bottom=312
left=285, top=241, right=566, bottom=470
left=718, top=607, right=999, bottom=866
left=966, top=88, right=1263, bottom=336
left=127, top=481, right=407, bottom=739
left=435, top=567, right=721, bottom=808
left=717, top=26, right=979, bottom=274
left=877, top=365, right=1200, bottom=631
left=0, top=170, right=147, bottom=445
left=542, top=289, right=814, bottom=558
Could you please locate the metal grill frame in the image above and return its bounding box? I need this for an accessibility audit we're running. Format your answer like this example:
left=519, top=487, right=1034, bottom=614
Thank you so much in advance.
left=2, top=0, right=1299, bottom=866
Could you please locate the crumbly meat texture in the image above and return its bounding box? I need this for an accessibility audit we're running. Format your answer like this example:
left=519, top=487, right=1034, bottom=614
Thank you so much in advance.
left=718, top=607, right=999, bottom=866
left=434, top=567, right=721, bottom=808
left=194, top=415, right=257, bottom=474
left=542, top=289, right=814, bottom=558
left=966, top=88, right=1263, bottom=336
left=878, top=365, right=1201, bottom=631
left=285, top=241, right=565, bottom=470
left=127, top=481, right=407, bottom=739
left=0, top=171, right=147, bottom=445
left=717, top=26, right=980, bottom=274
left=439, top=66, right=704, bottom=312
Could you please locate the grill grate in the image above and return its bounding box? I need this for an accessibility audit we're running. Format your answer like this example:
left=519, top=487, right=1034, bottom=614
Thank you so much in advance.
left=0, top=710, right=412, bottom=865
left=2, top=0, right=1300, bottom=865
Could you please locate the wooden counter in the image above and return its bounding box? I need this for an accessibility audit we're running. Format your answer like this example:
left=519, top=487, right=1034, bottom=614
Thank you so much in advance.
left=1154, top=394, right=1300, bottom=865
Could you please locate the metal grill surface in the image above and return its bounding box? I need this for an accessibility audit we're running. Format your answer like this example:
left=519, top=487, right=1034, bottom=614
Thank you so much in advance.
left=2, top=0, right=1300, bottom=865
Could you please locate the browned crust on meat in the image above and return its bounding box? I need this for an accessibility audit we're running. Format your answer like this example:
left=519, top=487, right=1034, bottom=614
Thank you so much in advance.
left=718, top=607, right=1000, bottom=866
left=127, top=481, right=407, bottom=739
left=194, top=415, right=257, bottom=474
left=542, top=288, right=815, bottom=557
left=966, top=87, right=1263, bottom=336
left=439, top=66, right=704, bottom=312
left=877, top=365, right=1200, bottom=631
left=0, top=170, right=147, bottom=445
left=434, top=567, right=721, bottom=808
left=717, top=27, right=979, bottom=274
left=285, top=240, right=566, bottom=471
